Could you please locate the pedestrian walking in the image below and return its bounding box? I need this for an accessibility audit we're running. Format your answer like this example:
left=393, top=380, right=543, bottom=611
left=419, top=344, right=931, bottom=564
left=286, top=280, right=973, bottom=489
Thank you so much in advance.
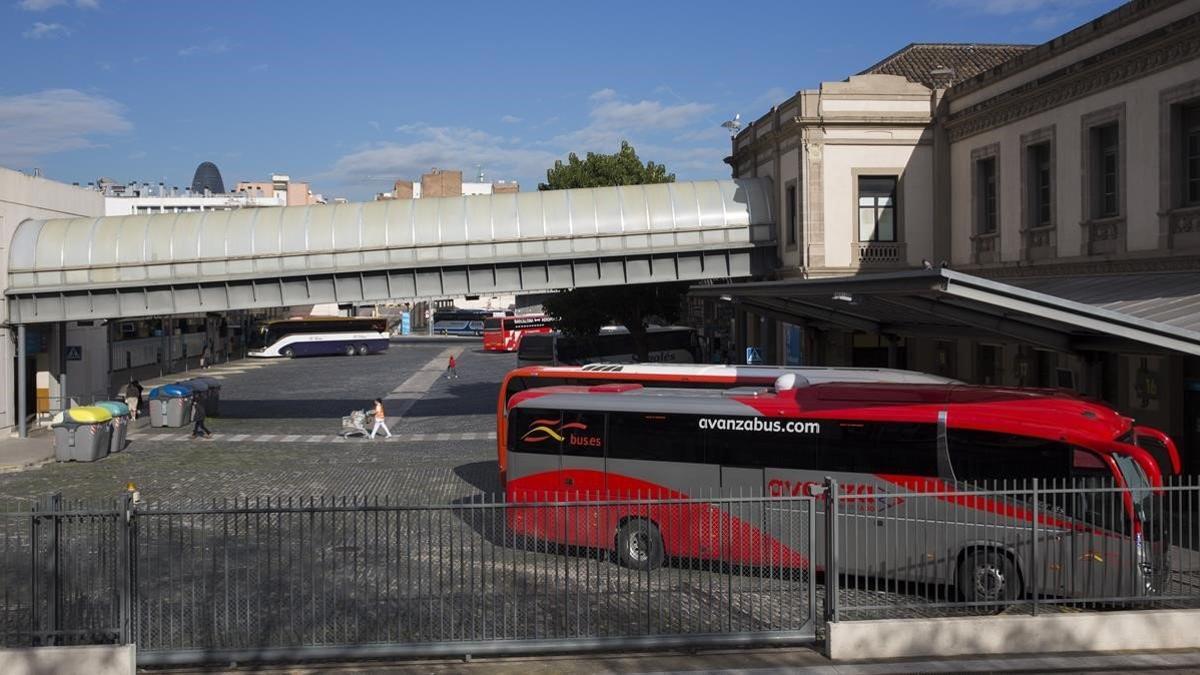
left=123, top=379, right=143, bottom=419
left=200, top=343, right=211, bottom=370
left=191, top=395, right=212, bottom=439
left=446, top=354, right=458, bottom=379
left=369, top=396, right=393, bottom=439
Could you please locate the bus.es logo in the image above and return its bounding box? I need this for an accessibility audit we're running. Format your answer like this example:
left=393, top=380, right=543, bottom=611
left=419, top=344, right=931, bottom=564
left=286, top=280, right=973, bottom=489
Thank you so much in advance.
left=521, top=419, right=602, bottom=449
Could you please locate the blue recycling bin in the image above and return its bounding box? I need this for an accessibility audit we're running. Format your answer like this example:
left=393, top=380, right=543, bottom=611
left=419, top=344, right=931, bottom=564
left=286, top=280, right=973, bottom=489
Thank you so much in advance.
left=149, top=383, right=194, bottom=428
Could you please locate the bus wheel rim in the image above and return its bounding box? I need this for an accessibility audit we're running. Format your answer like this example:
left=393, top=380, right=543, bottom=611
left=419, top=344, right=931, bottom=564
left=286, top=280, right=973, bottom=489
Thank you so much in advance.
left=973, top=563, right=1005, bottom=598
left=628, top=532, right=649, bottom=561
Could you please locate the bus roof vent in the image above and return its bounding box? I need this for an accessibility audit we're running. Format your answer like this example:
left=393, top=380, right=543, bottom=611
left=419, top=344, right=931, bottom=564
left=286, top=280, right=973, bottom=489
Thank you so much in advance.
left=581, top=364, right=624, bottom=372
left=774, top=373, right=810, bottom=392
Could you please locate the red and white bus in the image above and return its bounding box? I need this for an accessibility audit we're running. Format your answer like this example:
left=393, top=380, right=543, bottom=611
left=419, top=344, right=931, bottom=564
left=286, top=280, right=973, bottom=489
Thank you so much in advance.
left=495, top=364, right=1181, bottom=481
left=501, top=375, right=1172, bottom=602
left=483, top=315, right=556, bottom=352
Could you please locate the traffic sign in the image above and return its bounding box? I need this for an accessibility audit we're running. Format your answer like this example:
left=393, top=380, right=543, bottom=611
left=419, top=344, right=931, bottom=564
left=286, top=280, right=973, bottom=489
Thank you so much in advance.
left=65, top=345, right=82, bottom=361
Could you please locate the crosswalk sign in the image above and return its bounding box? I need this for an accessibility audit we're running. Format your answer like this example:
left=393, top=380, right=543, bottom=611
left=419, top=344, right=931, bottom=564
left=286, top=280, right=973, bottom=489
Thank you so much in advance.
left=64, top=345, right=82, bottom=361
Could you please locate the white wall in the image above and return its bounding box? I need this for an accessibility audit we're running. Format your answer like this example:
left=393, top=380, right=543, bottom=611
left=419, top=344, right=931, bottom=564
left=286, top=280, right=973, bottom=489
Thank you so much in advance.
left=822, top=143, right=934, bottom=268
left=949, top=59, right=1200, bottom=266
left=0, top=168, right=104, bottom=432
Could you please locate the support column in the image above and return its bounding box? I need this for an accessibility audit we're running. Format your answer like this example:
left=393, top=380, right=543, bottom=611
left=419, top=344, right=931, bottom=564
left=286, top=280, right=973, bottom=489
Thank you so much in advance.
left=764, top=317, right=778, bottom=365
left=734, top=307, right=747, bottom=363
left=887, top=335, right=900, bottom=369
left=17, top=324, right=27, bottom=439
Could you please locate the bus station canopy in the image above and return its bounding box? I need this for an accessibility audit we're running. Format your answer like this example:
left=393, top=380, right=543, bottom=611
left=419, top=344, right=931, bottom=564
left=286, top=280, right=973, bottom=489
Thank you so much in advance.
left=690, top=269, right=1200, bottom=357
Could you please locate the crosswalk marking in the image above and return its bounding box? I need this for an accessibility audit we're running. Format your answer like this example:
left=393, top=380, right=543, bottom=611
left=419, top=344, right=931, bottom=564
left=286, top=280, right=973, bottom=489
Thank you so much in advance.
left=128, top=430, right=498, bottom=444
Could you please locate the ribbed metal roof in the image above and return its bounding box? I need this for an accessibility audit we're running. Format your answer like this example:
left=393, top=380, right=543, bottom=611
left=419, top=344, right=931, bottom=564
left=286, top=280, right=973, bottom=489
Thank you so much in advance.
left=9, top=179, right=772, bottom=293
left=1010, top=272, right=1200, bottom=335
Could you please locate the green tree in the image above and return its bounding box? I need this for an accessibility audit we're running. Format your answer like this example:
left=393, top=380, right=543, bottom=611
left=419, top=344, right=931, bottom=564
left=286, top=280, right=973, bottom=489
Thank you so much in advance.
left=538, top=140, right=674, bottom=190
left=539, top=142, right=684, bottom=361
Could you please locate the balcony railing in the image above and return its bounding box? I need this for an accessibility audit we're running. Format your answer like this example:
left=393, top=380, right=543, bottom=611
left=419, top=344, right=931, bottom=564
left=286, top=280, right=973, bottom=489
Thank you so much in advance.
left=853, top=241, right=906, bottom=265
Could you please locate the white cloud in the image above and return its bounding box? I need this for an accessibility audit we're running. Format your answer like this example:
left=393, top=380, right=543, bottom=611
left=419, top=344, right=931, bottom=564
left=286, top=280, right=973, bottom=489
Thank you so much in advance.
left=326, top=124, right=558, bottom=188
left=589, top=88, right=617, bottom=101
left=178, top=39, right=229, bottom=57
left=500, top=115, right=522, bottom=124
left=934, top=0, right=1091, bottom=15
left=17, top=0, right=97, bottom=9
left=22, top=21, right=69, bottom=39
left=0, top=89, right=131, bottom=163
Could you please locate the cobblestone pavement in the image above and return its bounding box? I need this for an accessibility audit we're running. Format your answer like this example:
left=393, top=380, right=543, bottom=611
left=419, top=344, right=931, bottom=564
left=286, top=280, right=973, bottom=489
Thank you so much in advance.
left=0, top=339, right=516, bottom=504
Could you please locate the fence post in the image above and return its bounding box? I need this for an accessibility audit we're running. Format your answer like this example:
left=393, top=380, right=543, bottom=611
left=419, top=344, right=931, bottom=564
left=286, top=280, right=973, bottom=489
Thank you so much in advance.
left=118, top=493, right=133, bottom=645
left=1031, top=478, right=1039, bottom=617
left=48, top=493, right=63, bottom=645
left=30, top=499, right=41, bottom=644
left=824, top=477, right=840, bottom=625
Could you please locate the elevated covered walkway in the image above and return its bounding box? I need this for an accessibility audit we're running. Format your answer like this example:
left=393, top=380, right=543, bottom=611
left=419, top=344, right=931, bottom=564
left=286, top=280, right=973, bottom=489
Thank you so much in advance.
left=7, top=178, right=775, bottom=323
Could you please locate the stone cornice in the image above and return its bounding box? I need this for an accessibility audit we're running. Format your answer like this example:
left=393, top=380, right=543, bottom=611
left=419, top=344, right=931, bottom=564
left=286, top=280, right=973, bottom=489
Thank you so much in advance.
left=960, top=253, right=1200, bottom=279
left=945, top=12, right=1200, bottom=142
left=731, top=116, right=933, bottom=160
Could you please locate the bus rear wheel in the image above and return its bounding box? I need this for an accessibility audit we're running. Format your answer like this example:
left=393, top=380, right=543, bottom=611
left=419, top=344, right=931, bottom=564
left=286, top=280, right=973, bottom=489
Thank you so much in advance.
left=356, top=344, right=369, bottom=356
left=281, top=347, right=295, bottom=358
left=344, top=344, right=357, bottom=357
left=958, top=549, right=1021, bottom=606
left=616, top=519, right=664, bottom=571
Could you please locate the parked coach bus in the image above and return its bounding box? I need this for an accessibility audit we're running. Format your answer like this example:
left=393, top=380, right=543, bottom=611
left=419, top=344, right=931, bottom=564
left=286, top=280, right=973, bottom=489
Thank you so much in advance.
left=248, top=318, right=389, bottom=358
left=503, top=376, right=1170, bottom=602
left=483, top=315, right=556, bottom=352
left=494, top=364, right=1181, bottom=480
left=432, top=309, right=497, bottom=336
left=516, top=327, right=700, bottom=367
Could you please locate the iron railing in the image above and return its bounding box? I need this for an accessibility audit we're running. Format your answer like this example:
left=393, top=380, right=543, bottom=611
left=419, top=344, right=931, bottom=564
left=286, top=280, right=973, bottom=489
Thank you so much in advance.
left=1, top=492, right=817, bottom=664
left=825, top=476, right=1200, bottom=621
left=3, top=478, right=1200, bottom=664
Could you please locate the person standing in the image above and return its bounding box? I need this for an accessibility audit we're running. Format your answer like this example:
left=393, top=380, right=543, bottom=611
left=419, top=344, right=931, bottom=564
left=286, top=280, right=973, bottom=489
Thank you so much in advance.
left=123, top=380, right=143, bottom=419
left=446, top=354, right=458, bottom=379
left=191, top=395, right=212, bottom=439
left=369, top=398, right=392, bottom=439
left=200, top=342, right=211, bottom=370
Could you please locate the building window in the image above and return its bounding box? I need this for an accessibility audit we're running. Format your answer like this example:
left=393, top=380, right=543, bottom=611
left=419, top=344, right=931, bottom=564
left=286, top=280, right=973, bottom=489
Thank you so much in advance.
left=858, top=176, right=897, bottom=242
left=1092, top=123, right=1120, bottom=217
left=785, top=183, right=797, bottom=246
left=1027, top=143, right=1052, bottom=227
left=976, top=157, right=998, bottom=234
left=1185, top=104, right=1200, bottom=205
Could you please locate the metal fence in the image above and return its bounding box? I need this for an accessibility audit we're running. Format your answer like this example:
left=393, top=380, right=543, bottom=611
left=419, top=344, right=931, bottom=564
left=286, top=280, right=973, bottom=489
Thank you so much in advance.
left=1, top=492, right=817, bottom=664
left=3, top=478, right=1200, bottom=665
left=826, top=476, right=1200, bottom=621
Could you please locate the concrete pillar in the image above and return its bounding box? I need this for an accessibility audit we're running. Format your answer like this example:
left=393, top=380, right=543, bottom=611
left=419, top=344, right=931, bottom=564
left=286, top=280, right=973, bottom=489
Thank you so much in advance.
left=887, top=335, right=899, bottom=369
left=734, top=307, right=747, bottom=361
left=17, top=325, right=26, bottom=439
left=764, top=317, right=778, bottom=365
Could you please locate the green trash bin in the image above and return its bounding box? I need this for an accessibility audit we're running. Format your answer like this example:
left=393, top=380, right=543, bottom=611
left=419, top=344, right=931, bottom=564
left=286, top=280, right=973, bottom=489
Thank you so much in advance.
left=51, top=407, right=113, bottom=462
left=95, top=401, right=131, bottom=453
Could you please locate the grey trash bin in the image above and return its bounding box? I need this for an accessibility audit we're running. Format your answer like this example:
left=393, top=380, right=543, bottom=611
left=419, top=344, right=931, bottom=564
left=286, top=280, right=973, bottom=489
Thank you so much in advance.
left=149, top=384, right=193, bottom=428
left=51, top=407, right=113, bottom=462
left=180, top=379, right=210, bottom=416
left=96, top=401, right=131, bottom=453
left=197, top=377, right=220, bottom=416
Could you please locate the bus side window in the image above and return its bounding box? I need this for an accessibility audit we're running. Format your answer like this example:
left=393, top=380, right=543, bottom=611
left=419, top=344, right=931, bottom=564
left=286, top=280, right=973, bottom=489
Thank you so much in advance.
left=947, top=429, right=1071, bottom=484
left=560, top=411, right=605, bottom=458
left=608, top=412, right=705, bottom=464
left=509, top=408, right=562, bottom=455
left=818, top=422, right=938, bottom=476
left=706, top=427, right=817, bottom=469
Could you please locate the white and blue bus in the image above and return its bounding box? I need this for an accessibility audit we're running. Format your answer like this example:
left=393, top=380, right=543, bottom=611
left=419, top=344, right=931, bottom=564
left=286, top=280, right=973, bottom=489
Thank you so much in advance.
left=432, top=309, right=498, bottom=336
left=248, top=318, right=390, bottom=358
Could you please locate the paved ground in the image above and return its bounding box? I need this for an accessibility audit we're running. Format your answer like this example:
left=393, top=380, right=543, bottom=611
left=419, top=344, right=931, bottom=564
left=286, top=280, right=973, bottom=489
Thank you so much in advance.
left=0, top=337, right=511, bottom=504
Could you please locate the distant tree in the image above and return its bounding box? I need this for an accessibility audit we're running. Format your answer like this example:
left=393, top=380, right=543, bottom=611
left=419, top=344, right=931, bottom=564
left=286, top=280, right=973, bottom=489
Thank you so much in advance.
left=538, top=140, right=674, bottom=190
left=539, top=142, right=683, bottom=361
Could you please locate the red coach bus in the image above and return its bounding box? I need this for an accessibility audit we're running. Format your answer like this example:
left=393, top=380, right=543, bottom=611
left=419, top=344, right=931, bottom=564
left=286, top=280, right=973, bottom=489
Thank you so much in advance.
left=483, top=315, right=556, bottom=352
left=503, top=376, right=1170, bottom=602
left=494, top=364, right=1181, bottom=482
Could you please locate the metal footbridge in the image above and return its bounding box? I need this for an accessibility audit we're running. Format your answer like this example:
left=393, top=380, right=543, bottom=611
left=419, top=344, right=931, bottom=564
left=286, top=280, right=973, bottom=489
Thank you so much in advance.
left=6, top=179, right=774, bottom=323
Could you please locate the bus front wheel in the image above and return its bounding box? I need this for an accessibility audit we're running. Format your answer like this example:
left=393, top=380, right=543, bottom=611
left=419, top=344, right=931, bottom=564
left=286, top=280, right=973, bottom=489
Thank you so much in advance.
left=616, top=519, right=664, bottom=571
left=958, top=549, right=1021, bottom=606
left=281, top=347, right=295, bottom=358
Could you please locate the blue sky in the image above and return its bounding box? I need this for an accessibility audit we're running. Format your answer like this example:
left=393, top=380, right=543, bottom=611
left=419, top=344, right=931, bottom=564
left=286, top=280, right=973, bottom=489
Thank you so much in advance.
left=2, top=0, right=1125, bottom=200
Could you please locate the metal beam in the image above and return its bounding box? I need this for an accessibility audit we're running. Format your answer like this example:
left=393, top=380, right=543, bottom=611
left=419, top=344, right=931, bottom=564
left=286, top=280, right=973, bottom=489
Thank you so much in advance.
left=874, top=295, right=1074, bottom=353
left=738, top=297, right=880, bottom=334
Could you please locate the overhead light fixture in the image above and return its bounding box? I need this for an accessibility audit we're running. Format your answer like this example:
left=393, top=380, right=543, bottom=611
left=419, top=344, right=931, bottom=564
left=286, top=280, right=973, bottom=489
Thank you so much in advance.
left=718, top=295, right=734, bottom=302
left=832, top=292, right=854, bottom=303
